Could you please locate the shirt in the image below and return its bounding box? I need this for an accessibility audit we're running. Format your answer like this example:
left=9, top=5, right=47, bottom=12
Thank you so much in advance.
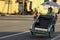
left=47, top=11, right=54, bottom=16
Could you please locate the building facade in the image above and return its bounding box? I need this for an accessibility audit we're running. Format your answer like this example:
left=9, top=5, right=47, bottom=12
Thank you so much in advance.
left=0, top=0, right=60, bottom=15
left=27, top=0, right=60, bottom=15
left=0, top=0, right=19, bottom=14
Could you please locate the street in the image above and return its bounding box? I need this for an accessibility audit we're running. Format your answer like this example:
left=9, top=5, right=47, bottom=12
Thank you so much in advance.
left=0, top=15, right=60, bottom=40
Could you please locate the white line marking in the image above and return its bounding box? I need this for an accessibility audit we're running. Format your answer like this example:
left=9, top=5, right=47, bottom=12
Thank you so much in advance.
left=59, top=39, right=60, bottom=40
left=51, top=35, right=60, bottom=40
left=0, top=23, right=60, bottom=39
left=0, top=31, right=29, bottom=39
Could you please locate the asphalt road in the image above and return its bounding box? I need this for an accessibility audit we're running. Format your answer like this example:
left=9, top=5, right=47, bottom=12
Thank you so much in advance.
left=0, top=15, right=60, bottom=40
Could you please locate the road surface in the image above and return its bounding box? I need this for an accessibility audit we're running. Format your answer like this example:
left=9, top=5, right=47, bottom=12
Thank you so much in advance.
left=0, top=15, right=60, bottom=40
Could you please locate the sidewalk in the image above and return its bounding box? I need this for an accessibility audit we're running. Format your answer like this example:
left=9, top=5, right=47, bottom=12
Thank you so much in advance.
left=1, top=14, right=33, bottom=17
left=0, top=15, right=34, bottom=21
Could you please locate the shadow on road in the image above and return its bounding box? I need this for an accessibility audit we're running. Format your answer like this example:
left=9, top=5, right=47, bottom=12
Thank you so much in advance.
left=18, top=32, right=60, bottom=40
left=0, top=32, right=60, bottom=40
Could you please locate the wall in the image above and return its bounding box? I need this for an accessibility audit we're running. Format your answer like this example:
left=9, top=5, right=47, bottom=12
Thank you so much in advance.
left=28, top=0, right=60, bottom=15
left=0, top=0, right=19, bottom=14
left=27, top=0, right=50, bottom=15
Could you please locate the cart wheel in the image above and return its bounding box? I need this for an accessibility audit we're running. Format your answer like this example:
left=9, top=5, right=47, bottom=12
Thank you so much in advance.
left=53, top=26, right=55, bottom=32
left=49, top=27, right=54, bottom=38
left=31, top=31, right=35, bottom=35
left=49, top=32, right=51, bottom=38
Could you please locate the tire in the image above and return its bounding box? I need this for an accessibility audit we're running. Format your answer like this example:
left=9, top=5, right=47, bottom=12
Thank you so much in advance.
left=31, top=31, right=35, bottom=35
left=53, top=26, right=55, bottom=32
left=48, top=27, right=54, bottom=38
left=49, top=32, right=51, bottom=38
